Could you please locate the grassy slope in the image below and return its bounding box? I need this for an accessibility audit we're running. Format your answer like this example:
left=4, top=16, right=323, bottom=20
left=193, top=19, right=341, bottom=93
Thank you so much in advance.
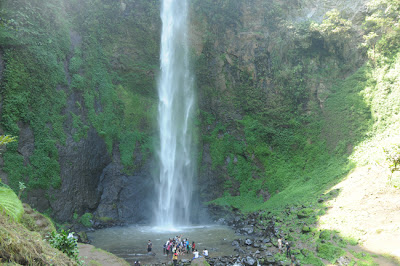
left=0, top=184, right=74, bottom=265
left=202, top=1, right=400, bottom=264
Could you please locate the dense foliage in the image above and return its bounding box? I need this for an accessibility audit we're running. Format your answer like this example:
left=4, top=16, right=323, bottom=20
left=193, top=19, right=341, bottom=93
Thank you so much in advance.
left=1, top=0, right=399, bottom=220
left=0, top=186, right=24, bottom=221
left=48, top=230, right=81, bottom=264
left=193, top=0, right=400, bottom=211
left=0, top=0, right=160, bottom=198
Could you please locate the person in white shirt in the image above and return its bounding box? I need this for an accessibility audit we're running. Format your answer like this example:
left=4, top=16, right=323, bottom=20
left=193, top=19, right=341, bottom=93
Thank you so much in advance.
left=193, top=249, right=199, bottom=259
left=202, top=248, right=208, bottom=256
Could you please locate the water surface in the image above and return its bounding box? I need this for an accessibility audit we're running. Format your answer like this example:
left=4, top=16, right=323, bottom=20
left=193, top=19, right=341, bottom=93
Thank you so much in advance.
left=88, top=225, right=237, bottom=265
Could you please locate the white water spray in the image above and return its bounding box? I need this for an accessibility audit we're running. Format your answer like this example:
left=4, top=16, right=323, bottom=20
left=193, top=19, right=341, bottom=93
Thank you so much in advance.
left=156, top=0, right=195, bottom=228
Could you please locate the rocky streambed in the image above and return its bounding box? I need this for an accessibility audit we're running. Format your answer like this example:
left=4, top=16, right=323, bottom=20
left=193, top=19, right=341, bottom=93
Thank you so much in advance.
left=205, top=208, right=299, bottom=266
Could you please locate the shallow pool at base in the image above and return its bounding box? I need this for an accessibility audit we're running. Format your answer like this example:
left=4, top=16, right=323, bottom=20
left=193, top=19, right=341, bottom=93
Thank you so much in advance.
left=87, top=224, right=238, bottom=265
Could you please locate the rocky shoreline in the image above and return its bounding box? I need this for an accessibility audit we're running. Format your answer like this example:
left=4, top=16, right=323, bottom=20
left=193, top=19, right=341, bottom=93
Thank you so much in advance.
left=204, top=206, right=299, bottom=266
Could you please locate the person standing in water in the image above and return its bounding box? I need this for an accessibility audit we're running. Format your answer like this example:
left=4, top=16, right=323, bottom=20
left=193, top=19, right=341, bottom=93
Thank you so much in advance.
left=172, top=251, right=178, bottom=266
left=147, top=240, right=152, bottom=253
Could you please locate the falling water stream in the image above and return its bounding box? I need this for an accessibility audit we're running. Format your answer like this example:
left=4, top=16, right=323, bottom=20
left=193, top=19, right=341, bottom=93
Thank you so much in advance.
left=156, top=0, right=195, bottom=227
left=87, top=2, right=238, bottom=264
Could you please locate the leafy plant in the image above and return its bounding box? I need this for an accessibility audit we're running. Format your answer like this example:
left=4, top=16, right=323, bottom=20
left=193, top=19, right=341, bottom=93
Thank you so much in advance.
left=48, top=230, right=81, bottom=264
left=384, top=145, right=400, bottom=173
left=0, top=186, right=24, bottom=222
left=79, top=213, right=93, bottom=227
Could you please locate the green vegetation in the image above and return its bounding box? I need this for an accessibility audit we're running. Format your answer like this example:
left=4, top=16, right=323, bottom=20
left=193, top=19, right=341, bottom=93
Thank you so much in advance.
left=0, top=135, right=16, bottom=149
left=79, top=213, right=93, bottom=227
left=0, top=186, right=24, bottom=222
left=317, top=242, right=345, bottom=262
left=0, top=0, right=159, bottom=207
left=199, top=0, right=400, bottom=215
left=48, top=230, right=82, bottom=264
left=0, top=188, right=74, bottom=265
left=0, top=213, right=74, bottom=265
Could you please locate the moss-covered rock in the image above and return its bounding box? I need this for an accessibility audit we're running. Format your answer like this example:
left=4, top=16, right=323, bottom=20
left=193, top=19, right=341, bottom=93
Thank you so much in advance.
left=302, top=225, right=312, bottom=233
left=317, top=242, right=345, bottom=263
left=319, top=230, right=332, bottom=240
left=297, top=208, right=314, bottom=219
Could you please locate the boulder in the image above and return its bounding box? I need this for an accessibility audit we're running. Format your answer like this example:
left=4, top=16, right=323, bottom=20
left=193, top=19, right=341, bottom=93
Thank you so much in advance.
left=245, top=239, right=253, bottom=246
left=245, top=256, right=256, bottom=266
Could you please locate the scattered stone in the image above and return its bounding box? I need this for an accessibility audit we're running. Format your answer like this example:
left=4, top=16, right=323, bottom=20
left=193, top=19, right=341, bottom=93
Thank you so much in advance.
left=245, top=239, right=253, bottom=245
left=337, top=256, right=351, bottom=265
left=245, top=256, right=256, bottom=265
left=232, top=240, right=240, bottom=246
left=302, top=225, right=311, bottom=233
left=262, top=238, right=271, bottom=243
left=241, top=227, right=254, bottom=235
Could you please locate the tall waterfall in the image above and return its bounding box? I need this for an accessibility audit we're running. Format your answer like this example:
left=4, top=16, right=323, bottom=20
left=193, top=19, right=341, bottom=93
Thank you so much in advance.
left=156, top=0, right=195, bottom=227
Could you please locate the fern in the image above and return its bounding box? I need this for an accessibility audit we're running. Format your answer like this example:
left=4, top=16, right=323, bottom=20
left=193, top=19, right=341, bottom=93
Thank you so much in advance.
left=0, top=187, right=24, bottom=222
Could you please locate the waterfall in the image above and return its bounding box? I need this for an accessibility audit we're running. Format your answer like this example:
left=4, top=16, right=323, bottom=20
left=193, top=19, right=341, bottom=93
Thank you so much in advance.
left=156, top=0, right=195, bottom=227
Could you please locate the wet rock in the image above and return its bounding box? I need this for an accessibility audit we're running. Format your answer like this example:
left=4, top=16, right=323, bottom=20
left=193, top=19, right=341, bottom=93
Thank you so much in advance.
left=241, top=227, right=254, bottom=235
left=235, top=247, right=246, bottom=254
left=266, top=257, right=276, bottom=264
left=253, top=242, right=260, bottom=248
left=95, top=161, right=154, bottom=224
left=245, top=256, right=256, bottom=266
left=245, top=239, right=253, bottom=245
left=218, top=218, right=226, bottom=224
left=262, top=238, right=271, bottom=243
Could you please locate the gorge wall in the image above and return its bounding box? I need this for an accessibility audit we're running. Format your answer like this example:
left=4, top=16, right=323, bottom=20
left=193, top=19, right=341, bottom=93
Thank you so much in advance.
left=1, top=0, right=399, bottom=223
left=0, top=0, right=160, bottom=223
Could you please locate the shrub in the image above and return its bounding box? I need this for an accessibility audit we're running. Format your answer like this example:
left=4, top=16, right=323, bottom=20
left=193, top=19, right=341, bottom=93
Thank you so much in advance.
left=317, top=242, right=345, bottom=263
left=319, top=230, right=332, bottom=240
left=48, top=230, right=81, bottom=263
left=79, top=213, right=93, bottom=227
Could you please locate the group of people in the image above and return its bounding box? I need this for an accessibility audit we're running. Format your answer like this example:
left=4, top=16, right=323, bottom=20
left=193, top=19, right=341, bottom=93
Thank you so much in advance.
left=163, top=235, right=195, bottom=256
left=152, top=235, right=209, bottom=265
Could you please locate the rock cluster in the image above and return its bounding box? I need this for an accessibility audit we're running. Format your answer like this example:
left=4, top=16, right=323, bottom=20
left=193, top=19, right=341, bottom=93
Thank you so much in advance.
left=205, top=208, right=301, bottom=266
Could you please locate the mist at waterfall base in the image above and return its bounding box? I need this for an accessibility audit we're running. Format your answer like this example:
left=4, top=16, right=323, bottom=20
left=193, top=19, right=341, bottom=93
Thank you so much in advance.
left=154, top=0, right=196, bottom=228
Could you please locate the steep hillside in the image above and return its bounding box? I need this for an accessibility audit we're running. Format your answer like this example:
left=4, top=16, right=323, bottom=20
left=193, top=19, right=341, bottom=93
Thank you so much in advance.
left=191, top=0, right=399, bottom=211
left=0, top=0, right=160, bottom=223
left=0, top=0, right=399, bottom=249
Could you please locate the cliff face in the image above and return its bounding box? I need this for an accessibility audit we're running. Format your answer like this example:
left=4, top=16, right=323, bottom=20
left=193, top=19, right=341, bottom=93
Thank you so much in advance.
left=0, top=0, right=160, bottom=223
left=190, top=0, right=372, bottom=208
left=1, top=0, right=398, bottom=222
